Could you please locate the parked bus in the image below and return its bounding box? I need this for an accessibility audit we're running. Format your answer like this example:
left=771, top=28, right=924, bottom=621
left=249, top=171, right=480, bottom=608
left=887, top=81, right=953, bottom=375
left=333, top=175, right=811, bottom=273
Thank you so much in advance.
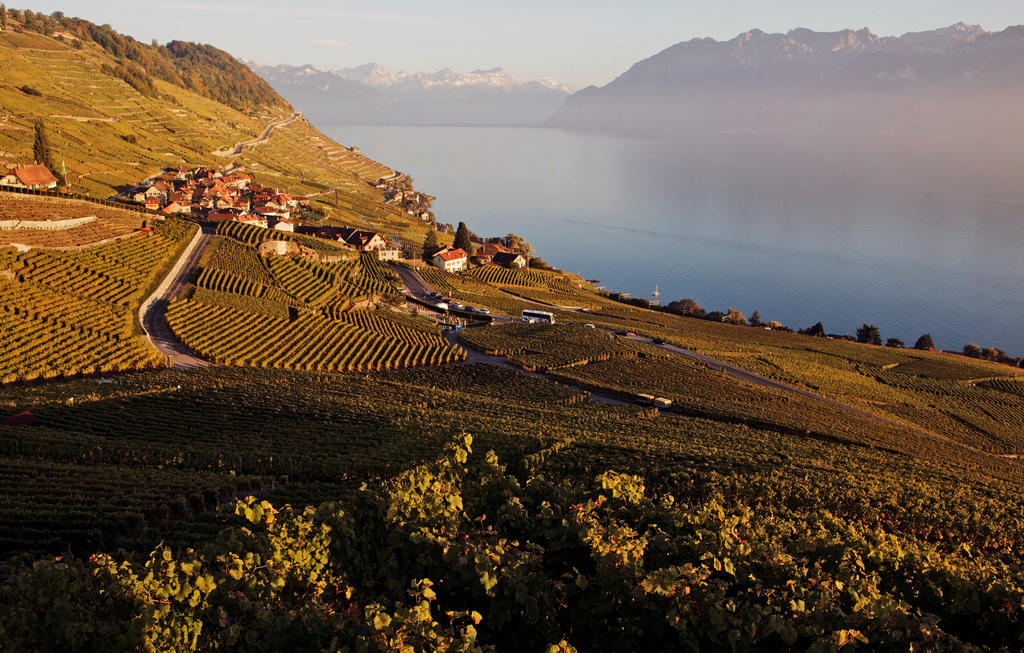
left=522, top=309, right=555, bottom=324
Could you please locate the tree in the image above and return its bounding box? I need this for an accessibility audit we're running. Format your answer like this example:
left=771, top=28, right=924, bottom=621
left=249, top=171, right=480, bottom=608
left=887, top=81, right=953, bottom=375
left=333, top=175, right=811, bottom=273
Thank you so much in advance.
left=724, top=308, right=746, bottom=325
left=1, top=4, right=7, bottom=31
left=914, top=334, right=934, bottom=350
left=421, top=230, right=440, bottom=262
left=963, top=343, right=981, bottom=358
left=666, top=298, right=704, bottom=318
left=981, top=347, right=1006, bottom=362
left=748, top=310, right=763, bottom=327
left=401, top=241, right=422, bottom=261
left=32, top=121, right=63, bottom=186
left=453, top=222, right=473, bottom=256
left=856, top=324, right=882, bottom=346
left=799, top=322, right=825, bottom=338
left=502, top=233, right=535, bottom=259
left=886, top=338, right=905, bottom=348
left=33, top=121, right=51, bottom=167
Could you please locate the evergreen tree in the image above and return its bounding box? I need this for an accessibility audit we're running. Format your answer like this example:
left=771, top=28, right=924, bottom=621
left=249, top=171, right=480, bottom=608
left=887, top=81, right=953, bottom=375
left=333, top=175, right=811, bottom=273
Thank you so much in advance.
left=453, top=222, right=473, bottom=255
left=422, top=229, right=440, bottom=262
left=33, top=121, right=51, bottom=168
left=914, top=334, right=934, bottom=350
left=1, top=4, right=8, bottom=31
left=886, top=338, right=905, bottom=348
left=32, top=121, right=63, bottom=185
left=963, top=343, right=982, bottom=358
left=748, top=310, right=763, bottom=327
left=857, top=324, right=882, bottom=346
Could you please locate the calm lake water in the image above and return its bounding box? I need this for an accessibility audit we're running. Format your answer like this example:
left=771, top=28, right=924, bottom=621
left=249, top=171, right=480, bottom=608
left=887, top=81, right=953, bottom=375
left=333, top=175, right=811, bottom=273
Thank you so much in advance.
left=326, top=125, right=1024, bottom=354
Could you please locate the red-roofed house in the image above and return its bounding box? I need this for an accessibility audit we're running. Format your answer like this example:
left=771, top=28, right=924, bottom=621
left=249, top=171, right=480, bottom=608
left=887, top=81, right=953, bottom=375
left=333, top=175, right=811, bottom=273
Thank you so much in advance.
left=431, top=247, right=468, bottom=272
left=1, top=164, right=59, bottom=190
left=472, top=242, right=514, bottom=264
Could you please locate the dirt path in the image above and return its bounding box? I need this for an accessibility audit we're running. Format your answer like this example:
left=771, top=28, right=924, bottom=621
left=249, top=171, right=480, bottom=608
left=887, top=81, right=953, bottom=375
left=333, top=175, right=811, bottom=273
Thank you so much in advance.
left=138, top=225, right=215, bottom=369
left=213, top=112, right=301, bottom=157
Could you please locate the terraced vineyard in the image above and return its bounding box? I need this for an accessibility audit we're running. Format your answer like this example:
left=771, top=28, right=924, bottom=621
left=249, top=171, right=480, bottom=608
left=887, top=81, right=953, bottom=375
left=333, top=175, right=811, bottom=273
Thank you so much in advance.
left=168, top=233, right=460, bottom=372
left=0, top=218, right=195, bottom=383
left=460, top=322, right=665, bottom=371
left=0, top=193, right=151, bottom=248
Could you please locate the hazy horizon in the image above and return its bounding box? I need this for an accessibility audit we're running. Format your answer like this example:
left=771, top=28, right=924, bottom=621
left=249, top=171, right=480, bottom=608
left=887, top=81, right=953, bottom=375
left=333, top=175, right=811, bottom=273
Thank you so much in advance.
left=18, top=0, right=1024, bottom=88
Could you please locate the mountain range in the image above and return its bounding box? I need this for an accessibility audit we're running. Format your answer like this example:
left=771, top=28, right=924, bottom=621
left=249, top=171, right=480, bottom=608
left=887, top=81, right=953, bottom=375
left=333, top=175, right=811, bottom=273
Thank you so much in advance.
left=548, top=23, right=1024, bottom=137
left=247, top=61, right=571, bottom=126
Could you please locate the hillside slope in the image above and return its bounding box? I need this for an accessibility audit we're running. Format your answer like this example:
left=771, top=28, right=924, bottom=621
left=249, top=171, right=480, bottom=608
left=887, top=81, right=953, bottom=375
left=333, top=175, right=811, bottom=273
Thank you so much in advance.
left=0, top=11, right=432, bottom=245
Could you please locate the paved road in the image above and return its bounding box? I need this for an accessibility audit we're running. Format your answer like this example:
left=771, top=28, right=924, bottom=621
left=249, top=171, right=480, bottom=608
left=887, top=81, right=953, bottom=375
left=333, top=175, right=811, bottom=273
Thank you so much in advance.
left=138, top=225, right=215, bottom=369
left=213, top=112, right=301, bottom=157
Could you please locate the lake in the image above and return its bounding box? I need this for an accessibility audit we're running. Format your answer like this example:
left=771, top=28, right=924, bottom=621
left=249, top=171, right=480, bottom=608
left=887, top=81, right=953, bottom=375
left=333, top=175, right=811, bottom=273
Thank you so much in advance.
left=325, top=125, right=1024, bottom=354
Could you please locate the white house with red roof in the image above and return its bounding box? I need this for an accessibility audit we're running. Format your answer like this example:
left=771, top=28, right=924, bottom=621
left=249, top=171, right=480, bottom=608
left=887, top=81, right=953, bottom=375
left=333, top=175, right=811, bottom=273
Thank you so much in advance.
left=431, top=247, right=468, bottom=272
left=1, top=164, right=59, bottom=190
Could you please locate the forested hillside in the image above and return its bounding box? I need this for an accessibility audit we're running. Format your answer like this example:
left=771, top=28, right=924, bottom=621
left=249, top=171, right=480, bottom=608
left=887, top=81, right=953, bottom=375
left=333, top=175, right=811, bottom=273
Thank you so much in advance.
left=7, top=8, right=288, bottom=113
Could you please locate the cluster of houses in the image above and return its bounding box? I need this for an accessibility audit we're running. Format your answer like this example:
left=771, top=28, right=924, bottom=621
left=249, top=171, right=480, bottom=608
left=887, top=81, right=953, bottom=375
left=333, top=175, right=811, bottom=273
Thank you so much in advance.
left=373, top=176, right=433, bottom=222
left=296, top=226, right=401, bottom=260
left=0, top=163, right=59, bottom=190
left=429, top=242, right=528, bottom=273
left=128, top=166, right=302, bottom=232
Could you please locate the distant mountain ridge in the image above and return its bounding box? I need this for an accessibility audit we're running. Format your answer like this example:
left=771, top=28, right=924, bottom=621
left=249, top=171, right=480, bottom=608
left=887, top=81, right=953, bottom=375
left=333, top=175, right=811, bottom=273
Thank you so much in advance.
left=247, top=61, right=571, bottom=126
left=548, top=23, right=1024, bottom=136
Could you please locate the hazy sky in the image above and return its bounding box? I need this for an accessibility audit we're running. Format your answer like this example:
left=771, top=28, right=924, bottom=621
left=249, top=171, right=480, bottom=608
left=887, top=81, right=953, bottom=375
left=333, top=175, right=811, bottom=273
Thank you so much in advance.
left=24, top=0, right=1023, bottom=87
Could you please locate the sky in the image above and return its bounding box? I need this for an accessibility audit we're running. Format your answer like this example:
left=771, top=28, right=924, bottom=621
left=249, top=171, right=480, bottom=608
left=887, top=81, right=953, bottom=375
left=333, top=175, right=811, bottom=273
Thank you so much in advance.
left=22, top=0, right=1023, bottom=88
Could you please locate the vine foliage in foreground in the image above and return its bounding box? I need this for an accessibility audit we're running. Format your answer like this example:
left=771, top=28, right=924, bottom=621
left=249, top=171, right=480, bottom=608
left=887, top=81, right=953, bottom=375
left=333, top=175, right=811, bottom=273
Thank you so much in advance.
left=2, top=434, right=1023, bottom=651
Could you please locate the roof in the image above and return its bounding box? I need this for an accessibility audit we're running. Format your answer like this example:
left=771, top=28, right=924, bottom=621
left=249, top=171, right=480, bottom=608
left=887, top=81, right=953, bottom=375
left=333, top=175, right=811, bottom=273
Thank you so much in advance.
left=12, top=164, right=57, bottom=187
left=476, top=242, right=513, bottom=257
left=434, top=247, right=468, bottom=262
left=336, top=228, right=384, bottom=248
left=492, top=251, right=525, bottom=266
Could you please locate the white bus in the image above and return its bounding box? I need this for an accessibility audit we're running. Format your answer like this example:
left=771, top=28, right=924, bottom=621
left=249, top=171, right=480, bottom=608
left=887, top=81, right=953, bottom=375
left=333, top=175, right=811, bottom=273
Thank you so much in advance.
left=522, top=309, right=555, bottom=324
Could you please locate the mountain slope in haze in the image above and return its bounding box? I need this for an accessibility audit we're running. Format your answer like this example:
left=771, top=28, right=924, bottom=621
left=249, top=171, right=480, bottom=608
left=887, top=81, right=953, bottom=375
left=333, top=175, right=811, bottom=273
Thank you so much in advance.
left=249, top=61, right=571, bottom=126
left=548, top=23, right=1024, bottom=137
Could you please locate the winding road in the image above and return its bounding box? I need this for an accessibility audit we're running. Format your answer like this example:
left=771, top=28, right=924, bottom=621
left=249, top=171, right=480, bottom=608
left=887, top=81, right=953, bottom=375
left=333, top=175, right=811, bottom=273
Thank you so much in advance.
left=213, top=112, right=301, bottom=157
left=138, top=225, right=214, bottom=369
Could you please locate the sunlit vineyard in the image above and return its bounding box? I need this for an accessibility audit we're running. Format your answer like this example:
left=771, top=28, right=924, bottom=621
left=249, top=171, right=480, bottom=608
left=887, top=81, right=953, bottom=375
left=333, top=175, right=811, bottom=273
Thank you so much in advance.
left=0, top=218, right=195, bottom=383
left=168, top=233, right=460, bottom=372
left=0, top=193, right=150, bottom=248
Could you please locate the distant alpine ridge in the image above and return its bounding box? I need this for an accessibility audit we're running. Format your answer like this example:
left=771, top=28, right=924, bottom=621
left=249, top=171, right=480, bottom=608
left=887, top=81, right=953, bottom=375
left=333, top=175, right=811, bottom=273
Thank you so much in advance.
left=247, top=61, right=571, bottom=126
left=547, top=23, right=1024, bottom=137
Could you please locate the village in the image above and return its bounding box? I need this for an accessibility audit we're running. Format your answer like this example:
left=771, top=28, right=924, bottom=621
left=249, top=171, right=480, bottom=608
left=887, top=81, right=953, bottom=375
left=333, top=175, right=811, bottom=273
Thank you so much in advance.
left=0, top=160, right=533, bottom=275
left=117, top=165, right=535, bottom=273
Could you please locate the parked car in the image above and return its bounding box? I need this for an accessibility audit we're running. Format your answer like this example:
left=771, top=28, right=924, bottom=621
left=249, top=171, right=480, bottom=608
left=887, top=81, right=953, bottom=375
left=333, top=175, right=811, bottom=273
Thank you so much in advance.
left=615, top=330, right=633, bottom=336
left=476, top=308, right=490, bottom=314
left=464, top=305, right=476, bottom=312
left=583, top=323, right=596, bottom=329
left=566, top=321, right=577, bottom=326
left=652, top=337, right=665, bottom=345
